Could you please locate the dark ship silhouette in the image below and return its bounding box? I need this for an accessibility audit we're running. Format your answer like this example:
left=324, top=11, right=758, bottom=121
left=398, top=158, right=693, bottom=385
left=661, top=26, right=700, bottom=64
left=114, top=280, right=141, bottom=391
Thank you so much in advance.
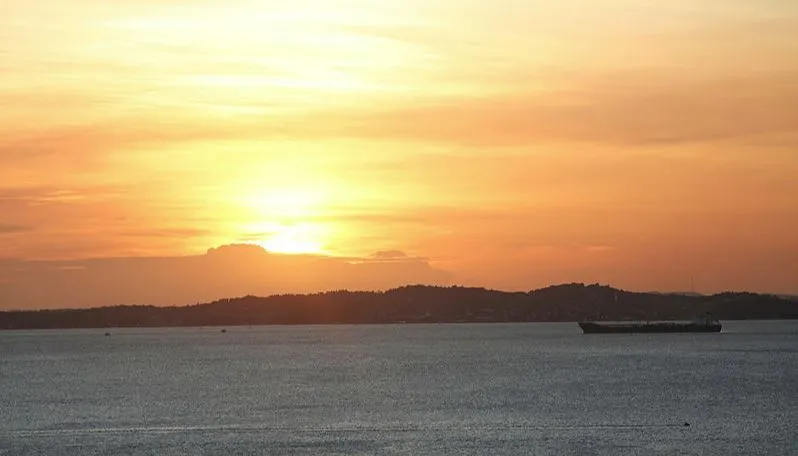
left=579, top=314, right=722, bottom=334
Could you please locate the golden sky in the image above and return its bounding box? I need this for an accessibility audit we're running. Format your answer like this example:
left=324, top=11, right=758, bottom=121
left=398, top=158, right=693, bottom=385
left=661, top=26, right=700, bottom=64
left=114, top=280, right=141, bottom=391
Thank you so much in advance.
left=2, top=0, right=798, bottom=306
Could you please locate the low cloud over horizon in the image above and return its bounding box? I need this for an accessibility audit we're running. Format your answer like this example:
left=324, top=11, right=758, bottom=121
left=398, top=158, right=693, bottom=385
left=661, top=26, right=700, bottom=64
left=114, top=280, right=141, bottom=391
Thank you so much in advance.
left=0, top=244, right=452, bottom=309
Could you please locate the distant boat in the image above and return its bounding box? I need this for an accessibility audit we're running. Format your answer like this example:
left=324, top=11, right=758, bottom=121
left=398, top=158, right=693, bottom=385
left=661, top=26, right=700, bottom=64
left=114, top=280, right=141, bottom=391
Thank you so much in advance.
left=579, top=315, right=722, bottom=334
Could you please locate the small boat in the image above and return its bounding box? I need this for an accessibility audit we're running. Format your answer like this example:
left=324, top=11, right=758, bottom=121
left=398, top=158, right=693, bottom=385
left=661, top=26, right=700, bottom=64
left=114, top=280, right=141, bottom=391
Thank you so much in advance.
left=579, top=314, right=721, bottom=334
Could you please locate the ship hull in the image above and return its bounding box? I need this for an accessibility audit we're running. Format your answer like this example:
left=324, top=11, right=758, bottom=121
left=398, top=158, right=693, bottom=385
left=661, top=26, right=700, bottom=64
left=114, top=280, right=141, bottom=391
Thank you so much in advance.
left=579, top=322, right=722, bottom=334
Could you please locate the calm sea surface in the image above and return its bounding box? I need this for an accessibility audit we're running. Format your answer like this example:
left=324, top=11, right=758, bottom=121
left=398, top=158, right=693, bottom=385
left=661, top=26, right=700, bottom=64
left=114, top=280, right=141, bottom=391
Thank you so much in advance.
left=1, top=321, right=796, bottom=455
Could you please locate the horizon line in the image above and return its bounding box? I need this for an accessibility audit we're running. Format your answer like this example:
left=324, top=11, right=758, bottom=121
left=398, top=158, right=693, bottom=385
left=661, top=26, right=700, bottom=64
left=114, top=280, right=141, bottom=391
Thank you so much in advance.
left=4, top=282, right=795, bottom=313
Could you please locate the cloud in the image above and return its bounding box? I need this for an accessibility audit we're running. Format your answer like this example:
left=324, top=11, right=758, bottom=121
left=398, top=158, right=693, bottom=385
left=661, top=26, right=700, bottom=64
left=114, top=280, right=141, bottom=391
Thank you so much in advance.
left=371, top=250, right=409, bottom=260
left=118, top=227, right=213, bottom=238
left=312, top=72, right=798, bottom=147
left=0, top=244, right=452, bottom=309
left=4, top=70, right=796, bottom=172
left=0, top=224, right=31, bottom=234
left=0, top=184, right=220, bottom=260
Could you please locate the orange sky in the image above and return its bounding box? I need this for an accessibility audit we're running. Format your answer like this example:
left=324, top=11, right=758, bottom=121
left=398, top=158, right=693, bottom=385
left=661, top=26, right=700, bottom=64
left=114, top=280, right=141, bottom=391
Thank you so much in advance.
left=2, top=0, right=798, bottom=307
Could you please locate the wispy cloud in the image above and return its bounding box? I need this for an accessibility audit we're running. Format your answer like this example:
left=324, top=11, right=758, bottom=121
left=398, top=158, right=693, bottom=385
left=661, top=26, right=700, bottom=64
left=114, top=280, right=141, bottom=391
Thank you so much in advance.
left=302, top=72, right=798, bottom=147
left=0, top=224, right=30, bottom=234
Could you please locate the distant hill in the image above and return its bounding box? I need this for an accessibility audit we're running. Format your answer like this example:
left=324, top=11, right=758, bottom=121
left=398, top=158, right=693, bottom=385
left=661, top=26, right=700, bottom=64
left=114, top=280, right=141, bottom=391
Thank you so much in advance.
left=646, top=291, right=704, bottom=297
left=1, top=283, right=796, bottom=330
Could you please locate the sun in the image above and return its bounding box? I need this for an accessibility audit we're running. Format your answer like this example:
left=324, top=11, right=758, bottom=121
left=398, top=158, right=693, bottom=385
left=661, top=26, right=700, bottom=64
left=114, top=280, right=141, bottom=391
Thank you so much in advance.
left=254, top=223, right=326, bottom=255
left=230, top=187, right=339, bottom=255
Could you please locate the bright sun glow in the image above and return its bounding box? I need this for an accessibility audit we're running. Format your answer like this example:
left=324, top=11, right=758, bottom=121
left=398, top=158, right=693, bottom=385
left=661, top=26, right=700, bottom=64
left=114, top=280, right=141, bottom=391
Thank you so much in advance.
left=230, top=186, right=339, bottom=255
left=255, top=224, right=326, bottom=255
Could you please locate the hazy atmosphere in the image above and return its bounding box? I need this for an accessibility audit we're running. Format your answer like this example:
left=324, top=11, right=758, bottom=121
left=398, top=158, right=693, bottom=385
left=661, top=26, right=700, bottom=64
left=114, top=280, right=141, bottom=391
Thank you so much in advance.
left=3, top=0, right=798, bottom=308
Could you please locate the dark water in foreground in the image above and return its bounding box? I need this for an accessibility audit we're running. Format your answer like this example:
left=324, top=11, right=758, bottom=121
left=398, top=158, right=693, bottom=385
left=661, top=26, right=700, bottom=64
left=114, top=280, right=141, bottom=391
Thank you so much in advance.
left=1, top=321, right=796, bottom=455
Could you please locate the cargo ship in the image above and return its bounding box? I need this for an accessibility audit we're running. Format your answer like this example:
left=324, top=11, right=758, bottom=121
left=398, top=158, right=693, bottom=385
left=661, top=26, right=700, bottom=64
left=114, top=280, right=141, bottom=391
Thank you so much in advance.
left=579, top=315, right=721, bottom=334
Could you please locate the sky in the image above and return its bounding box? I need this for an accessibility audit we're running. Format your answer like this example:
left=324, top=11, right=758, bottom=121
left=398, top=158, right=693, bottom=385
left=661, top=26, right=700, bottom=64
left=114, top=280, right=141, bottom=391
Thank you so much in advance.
left=2, top=0, right=798, bottom=308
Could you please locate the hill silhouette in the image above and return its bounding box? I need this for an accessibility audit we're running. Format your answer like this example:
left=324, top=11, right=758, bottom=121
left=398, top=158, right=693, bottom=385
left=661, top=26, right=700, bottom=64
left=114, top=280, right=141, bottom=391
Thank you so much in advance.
left=1, top=283, right=796, bottom=330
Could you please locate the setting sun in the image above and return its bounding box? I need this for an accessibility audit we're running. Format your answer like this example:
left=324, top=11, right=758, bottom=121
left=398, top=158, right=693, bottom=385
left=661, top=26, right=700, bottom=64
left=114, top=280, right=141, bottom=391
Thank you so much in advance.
left=225, top=187, right=337, bottom=255
left=254, top=223, right=327, bottom=255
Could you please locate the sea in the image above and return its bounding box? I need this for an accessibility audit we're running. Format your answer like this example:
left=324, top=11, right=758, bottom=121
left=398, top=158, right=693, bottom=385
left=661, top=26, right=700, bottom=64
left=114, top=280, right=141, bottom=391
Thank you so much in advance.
left=1, top=321, right=795, bottom=455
